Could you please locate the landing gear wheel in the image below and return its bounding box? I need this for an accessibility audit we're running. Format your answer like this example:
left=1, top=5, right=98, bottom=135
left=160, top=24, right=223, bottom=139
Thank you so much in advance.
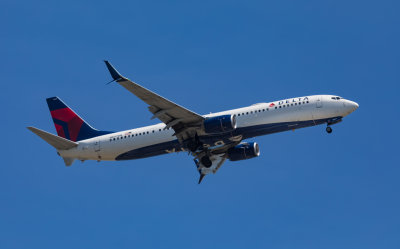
left=187, top=141, right=198, bottom=152
left=200, top=156, right=212, bottom=168
left=326, top=126, right=332, bottom=134
left=186, top=133, right=203, bottom=152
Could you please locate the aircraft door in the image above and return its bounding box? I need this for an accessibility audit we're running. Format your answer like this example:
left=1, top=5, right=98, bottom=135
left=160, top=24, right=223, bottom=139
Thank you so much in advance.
left=316, top=96, right=323, bottom=108
left=94, top=140, right=101, bottom=152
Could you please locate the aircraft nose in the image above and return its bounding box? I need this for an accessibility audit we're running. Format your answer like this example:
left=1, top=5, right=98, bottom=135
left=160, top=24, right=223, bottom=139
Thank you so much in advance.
left=349, top=100, right=359, bottom=111
left=344, top=100, right=359, bottom=114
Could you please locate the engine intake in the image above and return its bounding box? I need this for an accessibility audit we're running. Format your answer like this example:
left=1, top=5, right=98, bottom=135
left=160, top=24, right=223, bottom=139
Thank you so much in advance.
left=227, top=142, right=260, bottom=161
left=203, top=115, right=236, bottom=134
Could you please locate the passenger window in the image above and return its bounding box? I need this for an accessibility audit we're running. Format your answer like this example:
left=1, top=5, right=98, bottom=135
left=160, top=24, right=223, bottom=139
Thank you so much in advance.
left=295, top=103, right=297, bottom=105
left=238, top=114, right=240, bottom=116
left=275, top=107, right=277, bottom=109
left=279, top=106, right=281, bottom=108
left=246, top=112, right=249, bottom=115
left=307, top=101, right=309, bottom=103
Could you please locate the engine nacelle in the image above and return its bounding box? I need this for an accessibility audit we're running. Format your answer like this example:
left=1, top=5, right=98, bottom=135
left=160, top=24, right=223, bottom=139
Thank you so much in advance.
left=203, top=115, right=236, bottom=134
left=227, top=142, right=260, bottom=161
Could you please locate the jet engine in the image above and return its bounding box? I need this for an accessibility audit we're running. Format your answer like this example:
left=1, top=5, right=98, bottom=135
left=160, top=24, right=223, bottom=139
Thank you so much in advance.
left=227, top=142, right=260, bottom=161
left=203, top=115, right=236, bottom=134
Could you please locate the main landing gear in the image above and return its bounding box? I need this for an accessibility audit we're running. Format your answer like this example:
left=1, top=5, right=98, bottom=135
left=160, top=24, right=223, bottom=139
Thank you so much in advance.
left=200, top=156, right=212, bottom=168
left=326, top=126, right=333, bottom=134
left=187, top=140, right=200, bottom=152
left=186, top=133, right=203, bottom=152
left=187, top=133, right=212, bottom=168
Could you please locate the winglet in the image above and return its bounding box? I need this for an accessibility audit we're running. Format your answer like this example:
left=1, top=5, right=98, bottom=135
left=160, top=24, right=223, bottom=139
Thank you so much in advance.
left=104, top=60, right=124, bottom=81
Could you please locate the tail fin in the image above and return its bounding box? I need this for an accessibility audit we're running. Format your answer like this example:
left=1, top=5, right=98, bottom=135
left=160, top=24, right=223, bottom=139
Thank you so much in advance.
left=46, top=97, right=111, bottom=141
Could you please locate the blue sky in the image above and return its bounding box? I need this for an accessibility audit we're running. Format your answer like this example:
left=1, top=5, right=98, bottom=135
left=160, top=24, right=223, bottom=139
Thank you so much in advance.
left=1, top=0, right=399, bottom=248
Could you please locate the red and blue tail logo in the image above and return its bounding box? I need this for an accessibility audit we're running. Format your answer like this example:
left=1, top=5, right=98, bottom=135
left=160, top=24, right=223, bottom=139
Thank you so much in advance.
left=46, top=97, right=111, bottom=142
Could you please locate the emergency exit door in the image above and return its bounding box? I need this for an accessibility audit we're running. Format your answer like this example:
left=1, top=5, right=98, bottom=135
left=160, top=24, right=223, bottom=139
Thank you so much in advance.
left=316, top=96, right=323, bottom=108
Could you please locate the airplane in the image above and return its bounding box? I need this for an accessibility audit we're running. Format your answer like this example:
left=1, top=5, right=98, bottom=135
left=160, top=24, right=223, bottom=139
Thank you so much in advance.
left=28, top=61, right=359, bottom=183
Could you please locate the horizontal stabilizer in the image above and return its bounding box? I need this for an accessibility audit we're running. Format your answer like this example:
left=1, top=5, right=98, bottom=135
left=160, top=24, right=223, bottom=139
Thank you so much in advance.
left=27, top=126, right=78, bottom=150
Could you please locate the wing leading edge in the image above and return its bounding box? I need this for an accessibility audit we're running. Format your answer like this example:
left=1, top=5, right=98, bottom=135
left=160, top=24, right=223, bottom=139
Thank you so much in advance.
left=104, top=61, right=204, bottom=142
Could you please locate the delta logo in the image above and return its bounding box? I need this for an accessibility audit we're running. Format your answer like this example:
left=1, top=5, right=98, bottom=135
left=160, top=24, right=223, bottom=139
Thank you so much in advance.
left=278, top=97, right=309, bottom=105
left=269, top=97, right=309, bottom=108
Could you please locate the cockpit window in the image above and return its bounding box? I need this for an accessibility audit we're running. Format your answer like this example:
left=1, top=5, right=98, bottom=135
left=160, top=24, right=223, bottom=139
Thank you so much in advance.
left=331, top=96, right=342, bottom=100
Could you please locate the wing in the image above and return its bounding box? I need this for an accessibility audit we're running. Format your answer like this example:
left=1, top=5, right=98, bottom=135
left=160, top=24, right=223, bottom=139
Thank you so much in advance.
left=104, top=61, right=204, bottom=142
left=104, top=61, right=243, bottom=184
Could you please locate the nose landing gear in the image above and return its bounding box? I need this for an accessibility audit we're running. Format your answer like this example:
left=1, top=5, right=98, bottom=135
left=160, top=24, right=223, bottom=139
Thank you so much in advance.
left=326, top=126, right=332, bottom=134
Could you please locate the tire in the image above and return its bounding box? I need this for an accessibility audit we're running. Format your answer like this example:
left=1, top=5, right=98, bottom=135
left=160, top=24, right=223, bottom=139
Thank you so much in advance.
left=326, top=126, right=332, bottom=134
left=201, top=156, right=212, bottom=168
left=187, top=141, right=198, bottom=152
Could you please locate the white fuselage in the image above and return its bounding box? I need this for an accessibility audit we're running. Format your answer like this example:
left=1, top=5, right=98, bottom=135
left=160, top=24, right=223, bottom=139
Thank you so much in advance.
left=58, top=95, right=358, bottom=162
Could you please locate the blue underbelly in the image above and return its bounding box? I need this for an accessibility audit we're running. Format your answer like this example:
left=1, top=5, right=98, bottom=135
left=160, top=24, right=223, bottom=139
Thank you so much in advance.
left=115, top=117, right=339, bottom=160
